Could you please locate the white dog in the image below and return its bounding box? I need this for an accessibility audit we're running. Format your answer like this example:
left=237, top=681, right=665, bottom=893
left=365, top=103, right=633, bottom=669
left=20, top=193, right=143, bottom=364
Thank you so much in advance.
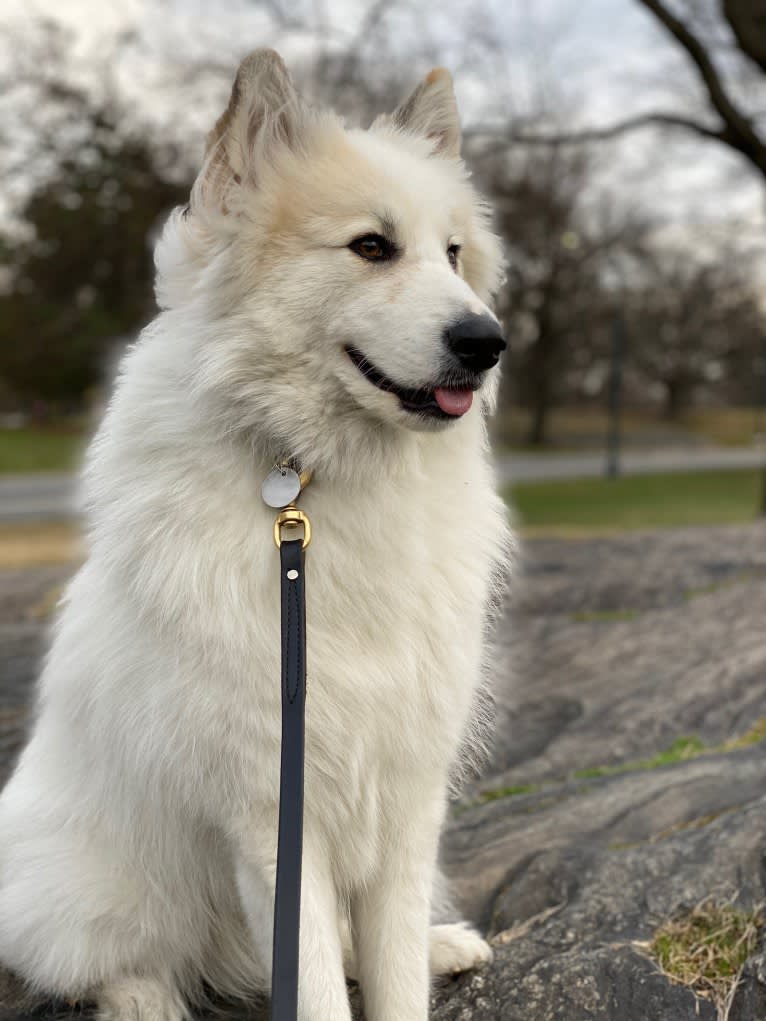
left=0, top=51, right=511, bottom=1021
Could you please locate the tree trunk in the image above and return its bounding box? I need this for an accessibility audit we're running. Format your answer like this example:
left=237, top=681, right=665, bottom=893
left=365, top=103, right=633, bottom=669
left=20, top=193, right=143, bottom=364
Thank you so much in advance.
left=663, top=376, right=689, bottom=420
left=527, top=385, right=550, bottom=446
left=525, top=332, right=555, bottom=446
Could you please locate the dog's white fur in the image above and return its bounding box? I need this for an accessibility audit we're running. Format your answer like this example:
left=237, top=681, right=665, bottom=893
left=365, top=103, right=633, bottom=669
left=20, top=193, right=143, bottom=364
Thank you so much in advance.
left=0, top=52, right=511, bottom=1021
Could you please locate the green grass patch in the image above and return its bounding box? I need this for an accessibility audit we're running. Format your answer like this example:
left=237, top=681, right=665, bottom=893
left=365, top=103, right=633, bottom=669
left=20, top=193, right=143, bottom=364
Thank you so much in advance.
left=0, top=428, right=85, bottom=473
left=479, top=783, right=540, bottom=803
left=507, top=469, right=763, bottom=531
left=575, top=720, right=766, bottom=781
left=649, top=900, right=762, bottom=1012
left=473, top=720, right=766, bottom=814
left=571, top=608, right=640, bottom=623
left=573, top=736, right=706, bottom=779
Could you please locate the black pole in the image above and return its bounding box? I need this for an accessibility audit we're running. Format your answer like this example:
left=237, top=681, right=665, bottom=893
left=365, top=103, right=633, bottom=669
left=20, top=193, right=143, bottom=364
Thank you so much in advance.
left=606, top=311, right=625, bottom=480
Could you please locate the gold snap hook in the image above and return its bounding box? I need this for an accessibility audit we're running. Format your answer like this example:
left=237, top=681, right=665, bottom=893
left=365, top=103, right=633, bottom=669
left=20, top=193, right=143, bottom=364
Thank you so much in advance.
left=274, top=507, right=311, bottom=549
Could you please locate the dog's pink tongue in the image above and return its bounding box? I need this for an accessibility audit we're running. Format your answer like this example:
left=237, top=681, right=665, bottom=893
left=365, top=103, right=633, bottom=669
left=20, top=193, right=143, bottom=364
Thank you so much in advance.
left=434, top=387, right=474, bottom=416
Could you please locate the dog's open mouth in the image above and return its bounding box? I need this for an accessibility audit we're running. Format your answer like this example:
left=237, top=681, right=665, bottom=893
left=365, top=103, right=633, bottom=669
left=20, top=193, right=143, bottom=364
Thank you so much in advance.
left=345, top=346, right=477, bottom=419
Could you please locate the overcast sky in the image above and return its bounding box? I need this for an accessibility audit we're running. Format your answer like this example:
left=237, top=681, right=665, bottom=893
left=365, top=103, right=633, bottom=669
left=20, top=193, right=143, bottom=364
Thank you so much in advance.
left=1, top=0, right=764, bottom=246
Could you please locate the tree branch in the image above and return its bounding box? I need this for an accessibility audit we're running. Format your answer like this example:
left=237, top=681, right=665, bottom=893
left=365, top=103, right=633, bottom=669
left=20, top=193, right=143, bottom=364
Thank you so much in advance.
left=469, top=0, right=766, bottom=181
left=722, top=0, right=766, bottom=75
left=636, top=0, right=764, bottom=171
left=466, top=111, right=728, bottom=153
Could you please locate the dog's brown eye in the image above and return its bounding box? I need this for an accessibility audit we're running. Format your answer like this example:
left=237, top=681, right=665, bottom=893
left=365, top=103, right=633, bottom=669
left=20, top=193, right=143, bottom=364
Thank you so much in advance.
left=349, top=234, right=395, bottom=262
left=447, top=244, right=461, bottom=271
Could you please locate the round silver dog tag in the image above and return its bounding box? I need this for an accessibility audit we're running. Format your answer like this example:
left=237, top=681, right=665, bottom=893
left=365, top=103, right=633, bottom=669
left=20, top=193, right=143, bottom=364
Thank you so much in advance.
left=262, top=466, right=302, bottom=509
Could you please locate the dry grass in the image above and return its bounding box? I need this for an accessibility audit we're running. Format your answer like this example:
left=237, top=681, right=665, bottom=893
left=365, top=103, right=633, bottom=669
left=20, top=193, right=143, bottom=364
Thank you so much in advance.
left=493, top=405, right=763, bottom=451
left=722, top=717, right=766, bottom=752
left=648, top=899, right=762, bottom=1017
left=684, top=407, right=763, bottom=447
left=0, top=523, right=80, bottom=568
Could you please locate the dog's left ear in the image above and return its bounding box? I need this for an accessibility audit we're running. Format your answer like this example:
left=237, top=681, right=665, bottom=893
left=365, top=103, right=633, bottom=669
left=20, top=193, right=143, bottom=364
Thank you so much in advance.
left=388, top=67, right=461, bottom=158
left=197, top=49, right=304, bottom=209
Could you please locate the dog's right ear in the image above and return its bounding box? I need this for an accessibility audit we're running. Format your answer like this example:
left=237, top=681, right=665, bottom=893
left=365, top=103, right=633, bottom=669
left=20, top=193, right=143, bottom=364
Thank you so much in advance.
left=197, top=49, right=303, bottom=210
left=387, top=67, right=461, bottom=159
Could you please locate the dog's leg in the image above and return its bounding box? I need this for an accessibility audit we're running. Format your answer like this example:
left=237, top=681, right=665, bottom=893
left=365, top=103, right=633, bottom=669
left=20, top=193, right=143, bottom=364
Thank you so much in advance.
left=428, top=923, right=493, bottom=975
left=427, top=865, right=492, bottom=975
left=351, top=795, right=443, bottom=1021
left=342, top=921, right=492, bottom=980
left=97, top=976, right=188, bottom=1021
left=236, top=842, right=352, bottom=1021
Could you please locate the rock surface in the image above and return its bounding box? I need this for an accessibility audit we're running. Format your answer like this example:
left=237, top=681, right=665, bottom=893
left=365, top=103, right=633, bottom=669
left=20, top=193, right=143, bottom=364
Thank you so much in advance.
left=1, top=523, right=765, bottom=1020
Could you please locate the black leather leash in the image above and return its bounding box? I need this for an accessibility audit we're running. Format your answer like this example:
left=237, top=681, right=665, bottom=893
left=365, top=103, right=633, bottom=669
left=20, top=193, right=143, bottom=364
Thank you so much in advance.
left=270, top=537, right=307, bottom=1021
left=262, top=463, right=312, bottom=1021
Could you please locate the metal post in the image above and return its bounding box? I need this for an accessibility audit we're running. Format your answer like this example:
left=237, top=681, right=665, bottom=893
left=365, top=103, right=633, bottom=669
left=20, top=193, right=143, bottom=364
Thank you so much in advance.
left=606, top=311, right=625, bottom=480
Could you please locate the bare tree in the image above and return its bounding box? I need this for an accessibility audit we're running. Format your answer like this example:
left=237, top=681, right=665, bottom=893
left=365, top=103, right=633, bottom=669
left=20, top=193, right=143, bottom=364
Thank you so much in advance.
left=472, top=1, right=766, bottom=184
left=485, top=145, right=648, bottom=445
left=623, top=243, right=765, bottom=418
left=0, top=20, right=190, bottom=408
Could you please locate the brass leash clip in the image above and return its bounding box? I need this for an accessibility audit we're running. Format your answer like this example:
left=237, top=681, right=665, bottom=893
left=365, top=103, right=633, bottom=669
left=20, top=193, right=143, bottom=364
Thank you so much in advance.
left=273, top=506, right=311, bottom=549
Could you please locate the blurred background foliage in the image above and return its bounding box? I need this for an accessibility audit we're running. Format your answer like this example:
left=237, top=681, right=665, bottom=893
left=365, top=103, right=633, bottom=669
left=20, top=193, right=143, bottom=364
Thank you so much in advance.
left=0, top=0, right=765, bottom=458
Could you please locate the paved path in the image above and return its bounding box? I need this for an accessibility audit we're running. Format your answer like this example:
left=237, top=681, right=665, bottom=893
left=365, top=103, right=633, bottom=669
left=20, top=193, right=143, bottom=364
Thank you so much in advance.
left=0, top=446, right=764, bottom=521
left=499, top=445, right=765, bottom=484
left=0, top=473, right=78, bottom=522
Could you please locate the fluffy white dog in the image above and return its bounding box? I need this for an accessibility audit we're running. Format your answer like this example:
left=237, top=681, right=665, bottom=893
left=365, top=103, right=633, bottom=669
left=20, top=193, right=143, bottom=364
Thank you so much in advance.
left=0, top=50, right=511, bottom=1021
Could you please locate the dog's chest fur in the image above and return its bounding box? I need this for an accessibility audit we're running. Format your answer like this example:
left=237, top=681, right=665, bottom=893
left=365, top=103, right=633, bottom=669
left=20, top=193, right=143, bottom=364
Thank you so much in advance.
left=295, top=434, right=508, bottom=866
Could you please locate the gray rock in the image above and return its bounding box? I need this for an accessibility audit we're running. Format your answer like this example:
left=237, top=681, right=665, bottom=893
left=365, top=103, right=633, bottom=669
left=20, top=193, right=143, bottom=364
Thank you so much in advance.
left=483, top=522, right=766, bottom=791
left=430, top=944, right=716, bottom=1021
left=438, top=778, right=766, bottom=1020
left=1, top=524, right=765, bottom=1020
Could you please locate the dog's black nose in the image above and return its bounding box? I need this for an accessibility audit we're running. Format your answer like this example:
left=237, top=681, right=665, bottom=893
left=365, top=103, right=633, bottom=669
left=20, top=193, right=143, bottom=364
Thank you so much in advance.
left=444, top=314, right=506, bottom=372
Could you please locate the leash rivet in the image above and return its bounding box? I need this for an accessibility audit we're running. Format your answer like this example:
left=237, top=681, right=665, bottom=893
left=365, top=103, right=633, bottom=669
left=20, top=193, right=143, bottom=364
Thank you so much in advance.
left=287, top=569, right=299, bottom=580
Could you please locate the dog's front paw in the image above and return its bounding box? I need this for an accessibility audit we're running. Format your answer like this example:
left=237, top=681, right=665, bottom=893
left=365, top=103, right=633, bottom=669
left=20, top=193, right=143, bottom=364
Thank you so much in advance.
left=429, top=922, right=493, bottom=976
left=98, top=978, right=187, bottom=1021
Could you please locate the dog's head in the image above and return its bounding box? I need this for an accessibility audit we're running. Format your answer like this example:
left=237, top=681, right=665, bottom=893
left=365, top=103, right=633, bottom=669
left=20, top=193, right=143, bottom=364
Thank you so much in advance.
left=157, top=50, right=505, bottom=455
